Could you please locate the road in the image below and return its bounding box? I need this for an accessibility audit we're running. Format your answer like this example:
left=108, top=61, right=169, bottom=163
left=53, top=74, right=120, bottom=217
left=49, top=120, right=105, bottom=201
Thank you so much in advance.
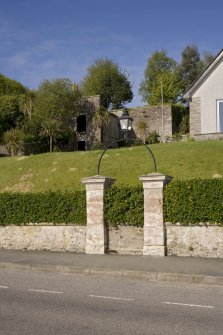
left=0, top=268, right=222, bottom=335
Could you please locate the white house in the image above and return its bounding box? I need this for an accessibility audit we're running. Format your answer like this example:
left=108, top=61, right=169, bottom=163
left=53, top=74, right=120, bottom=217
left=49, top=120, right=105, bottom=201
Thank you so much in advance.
left=184, top=49, right=223, bottom=138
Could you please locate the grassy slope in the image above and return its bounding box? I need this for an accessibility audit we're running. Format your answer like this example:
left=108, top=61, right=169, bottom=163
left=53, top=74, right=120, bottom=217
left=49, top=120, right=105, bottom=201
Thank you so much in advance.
left=0, top=140, right=222, bottom=192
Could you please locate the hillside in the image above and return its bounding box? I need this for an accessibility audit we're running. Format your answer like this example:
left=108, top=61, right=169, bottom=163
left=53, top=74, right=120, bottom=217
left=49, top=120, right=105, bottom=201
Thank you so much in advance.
left=0, top=140, right=222, bottom=192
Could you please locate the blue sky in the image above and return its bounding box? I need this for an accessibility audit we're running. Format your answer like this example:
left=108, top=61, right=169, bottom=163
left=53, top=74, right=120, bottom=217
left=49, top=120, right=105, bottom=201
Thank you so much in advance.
left=1, top=0, right=223, bottom=107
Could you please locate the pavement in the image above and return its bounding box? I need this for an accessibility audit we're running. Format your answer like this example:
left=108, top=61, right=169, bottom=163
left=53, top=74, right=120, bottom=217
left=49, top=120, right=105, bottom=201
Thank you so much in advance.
left=0, top=249, right=223, bottom=286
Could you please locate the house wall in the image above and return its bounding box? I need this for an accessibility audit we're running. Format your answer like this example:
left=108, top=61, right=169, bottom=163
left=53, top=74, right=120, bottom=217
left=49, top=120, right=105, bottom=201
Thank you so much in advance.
left=191, top=59, right=223, bottom=134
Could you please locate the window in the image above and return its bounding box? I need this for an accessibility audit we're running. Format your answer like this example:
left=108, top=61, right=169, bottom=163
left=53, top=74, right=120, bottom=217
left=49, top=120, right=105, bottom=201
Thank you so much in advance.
left=217, top=100, right=223, bottom=132
left=77, top=115, right=86, bottom=132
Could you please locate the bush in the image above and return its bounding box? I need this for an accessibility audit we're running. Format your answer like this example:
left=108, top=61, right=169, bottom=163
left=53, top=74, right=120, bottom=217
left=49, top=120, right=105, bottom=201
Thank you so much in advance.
left=146, top=131, right=160, bottom=144
left=3, top=128, right=24, bottom=156
left=0, top=191, right=86, bottom=225
left=105, top=186, right=144, bottom=226
left=164, top=179, right=223, bottom=225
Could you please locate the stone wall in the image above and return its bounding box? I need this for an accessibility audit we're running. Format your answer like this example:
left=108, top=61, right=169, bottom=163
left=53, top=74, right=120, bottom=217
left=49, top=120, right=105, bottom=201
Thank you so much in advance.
left=193, top=133, right=223, bottom=141
left=166, top=224, right=223, bottom=258
left=1, top=224, right=222, bottom=258
left=190, top=97, right=201, bottom=135
left=112, top=105, right=173, bottom=139
left=108, top=226, right=143, bottom=255
left=0, top=225, right=86, bottom=253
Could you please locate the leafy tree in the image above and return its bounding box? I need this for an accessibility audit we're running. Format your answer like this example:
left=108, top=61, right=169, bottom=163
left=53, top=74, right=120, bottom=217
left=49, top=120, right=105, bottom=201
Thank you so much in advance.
left=136, top=120, right=148, bottom=144
left=178, top=45, right=203, bottom=92
left=40, top=119, right=62, bottom=153
left=0, top=73, right=27, bottom=96
left=32, top=78, right=82, bottom=152
left=80, top=59, right=133, bottom=109
left=202, top=51, right=215, bottom=70
left=0, top=95, right=23, bottom=139
left=3, top=128, right=24, bottom=156
left=139, top=50, right=180, bottom=105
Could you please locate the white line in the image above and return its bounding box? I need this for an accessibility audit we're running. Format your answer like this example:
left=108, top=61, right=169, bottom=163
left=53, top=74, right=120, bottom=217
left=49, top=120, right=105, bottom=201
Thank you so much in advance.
left=89, top=294, right=133, bottom=301
left=162, top=302, right=214, bottom=309
left=28, top=289, right=64, bottom=294
left=0, top=286, right=8, bottom=289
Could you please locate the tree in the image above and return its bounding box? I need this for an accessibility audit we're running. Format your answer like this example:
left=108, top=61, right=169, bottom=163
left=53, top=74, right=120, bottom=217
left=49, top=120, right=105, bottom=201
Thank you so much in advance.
left=3, top=128, right=24, bottom=156
left=178, top=45, right=203, bottom=92
left=32, top=78, right=82, bottom=152
left=0, top=95, right=23, bottom=139
left=80, top=59, right=133, bottom=109
left=0, top=73, right=27, bottom=96
left=136, top=120, right=148, bottom=144
left=139, top=50, right=180, bottom=105
left=40, top=119, right=62, bottom=153
left=202, top=51, right=215, bottom=70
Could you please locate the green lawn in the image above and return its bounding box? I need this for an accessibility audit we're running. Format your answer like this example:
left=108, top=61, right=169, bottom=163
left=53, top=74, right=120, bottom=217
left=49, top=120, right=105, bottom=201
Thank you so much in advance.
left=0, top=140, right=222, bottom=192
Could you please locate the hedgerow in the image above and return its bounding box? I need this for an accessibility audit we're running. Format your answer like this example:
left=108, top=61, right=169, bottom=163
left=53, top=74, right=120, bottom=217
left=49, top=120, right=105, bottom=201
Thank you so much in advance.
left=104, top=186, right=144, bottom=226
left=0, top=191, right=86, bottom=225
left=0, top=179, right=223, bottom=226
left=164, top=179, right=223, bottom=225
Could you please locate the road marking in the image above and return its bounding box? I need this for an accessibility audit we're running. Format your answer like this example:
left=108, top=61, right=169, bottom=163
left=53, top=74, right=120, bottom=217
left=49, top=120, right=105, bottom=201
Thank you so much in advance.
left=28, top=289, right=64, bottom=294
left=0, top=286, right=8, bottom=289
left=89, top=294, right=133, bottom=301
left=162, top=302, right=214, bottom=309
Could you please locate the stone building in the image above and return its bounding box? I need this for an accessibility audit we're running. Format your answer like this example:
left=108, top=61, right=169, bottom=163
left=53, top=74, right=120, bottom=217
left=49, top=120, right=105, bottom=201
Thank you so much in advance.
left=74, top=97, right=185, bottom=151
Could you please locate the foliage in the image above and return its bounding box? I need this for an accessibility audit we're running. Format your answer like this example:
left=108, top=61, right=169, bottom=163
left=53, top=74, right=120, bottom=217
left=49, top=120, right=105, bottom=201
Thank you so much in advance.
left=104, top=186, right=144, bottom=226
left=178, top=45, right=215, bottom=92
left=91, top=139, right=104, bottom=150
left=137, top=120, right=148, bottom=144
left=146, top=131, right=160, bottom=144
left=164, top=179, right=223, bottom=225
left=172, top=104, right=189, bottom=134
left=0, top=73, right=27, bottom=96
left=0, top=95, right=23, bottom=139
left=139, top=50, right=181, bottom=105
left=0, top=191, right=86, bottom=225
left=32, top=78, right=82, bottom=152
left=3, top=128, right=24, bottom=156
left=80, top=58, right=133, bottom=109
left=1, top=180, right=222, bottom=226
left=40, top=119, right=62, bottom=153
left=93, top=107, right=111, bottom=129
left=172, top=133, right=183, bottom=142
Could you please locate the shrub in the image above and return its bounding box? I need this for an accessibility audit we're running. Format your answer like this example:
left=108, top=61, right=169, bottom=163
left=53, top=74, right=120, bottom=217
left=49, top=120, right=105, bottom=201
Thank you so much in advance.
left=146, top=131, right=160, bottom=144
left=164, top=179, right=223, bottom=225
left=105, top=186, right=144, bottom=226
left=0, top=191, right=86, bottom=225
left=3, top=128, right=24, bottom=156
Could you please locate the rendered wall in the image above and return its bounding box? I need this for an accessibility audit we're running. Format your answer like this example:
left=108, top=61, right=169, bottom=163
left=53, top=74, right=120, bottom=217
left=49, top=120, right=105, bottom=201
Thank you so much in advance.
left=191, top=59, right=223, bottom=134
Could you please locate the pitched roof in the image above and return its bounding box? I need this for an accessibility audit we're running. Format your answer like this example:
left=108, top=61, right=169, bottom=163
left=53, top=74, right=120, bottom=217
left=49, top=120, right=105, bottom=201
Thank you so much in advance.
left=183, top=49, right=223, bottom=98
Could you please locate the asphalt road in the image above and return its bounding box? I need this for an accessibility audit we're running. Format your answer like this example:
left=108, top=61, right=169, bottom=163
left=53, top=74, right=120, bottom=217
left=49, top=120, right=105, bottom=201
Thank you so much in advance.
left=0, top=269, right=222, bottom=335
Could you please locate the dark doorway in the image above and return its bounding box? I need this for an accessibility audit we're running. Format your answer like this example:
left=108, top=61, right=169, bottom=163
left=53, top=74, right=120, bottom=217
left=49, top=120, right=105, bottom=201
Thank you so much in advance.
left=77, top=115, right=86, bottom=132
left=78, top=141, right=85, bottom=151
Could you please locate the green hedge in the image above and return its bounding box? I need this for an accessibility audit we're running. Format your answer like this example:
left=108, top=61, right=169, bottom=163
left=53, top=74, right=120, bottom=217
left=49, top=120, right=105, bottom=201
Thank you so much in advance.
left=0, top=191, right=86, bottom=225
left=164, top=179, right=223, bottom=225
left=105, top=186, right=144, bottom=226
left=0, top=180, right=223, bottom=226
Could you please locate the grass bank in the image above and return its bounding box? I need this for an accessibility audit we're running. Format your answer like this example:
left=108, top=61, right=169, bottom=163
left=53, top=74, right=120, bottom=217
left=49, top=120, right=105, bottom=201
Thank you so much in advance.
left=0, top=140, right=222, bottom=192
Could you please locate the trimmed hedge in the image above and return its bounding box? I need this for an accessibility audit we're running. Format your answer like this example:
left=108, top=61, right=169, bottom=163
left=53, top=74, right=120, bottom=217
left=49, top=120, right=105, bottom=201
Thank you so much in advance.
left=105, top=186, right=144, bottom=226
left=0, top=191, right=86, bottom=225
left=164, top=179, right=223, bottom=225
left=0, top=179, right=222, bottom=226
